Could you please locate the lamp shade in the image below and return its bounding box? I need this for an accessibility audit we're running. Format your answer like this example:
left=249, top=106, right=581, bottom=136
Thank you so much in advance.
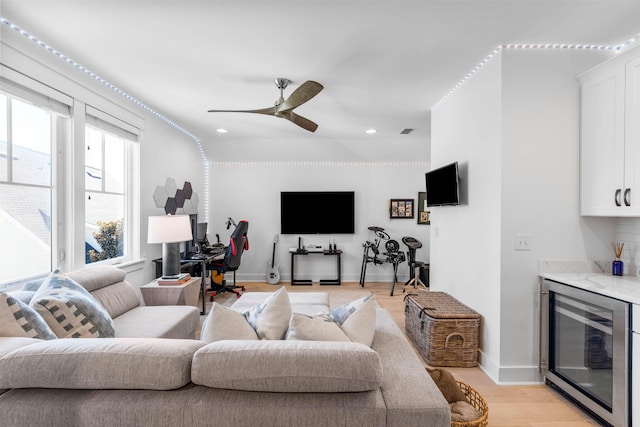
left=147, top=215, right=193, bottom=244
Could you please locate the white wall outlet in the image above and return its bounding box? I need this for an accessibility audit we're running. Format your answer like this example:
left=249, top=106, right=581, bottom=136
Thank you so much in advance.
left=514, top=234, right=531, bottom=251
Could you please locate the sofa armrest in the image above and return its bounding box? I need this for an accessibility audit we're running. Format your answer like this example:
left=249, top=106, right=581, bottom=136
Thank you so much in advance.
left=372, top=309, right=451, bottom=426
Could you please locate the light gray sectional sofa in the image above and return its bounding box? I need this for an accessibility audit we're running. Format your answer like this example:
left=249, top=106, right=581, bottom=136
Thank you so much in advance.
left=0, top=266, right=450, bottom=427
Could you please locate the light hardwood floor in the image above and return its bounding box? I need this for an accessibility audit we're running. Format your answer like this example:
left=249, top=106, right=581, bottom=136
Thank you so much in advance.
left=207, top=280, right=598, bottom=426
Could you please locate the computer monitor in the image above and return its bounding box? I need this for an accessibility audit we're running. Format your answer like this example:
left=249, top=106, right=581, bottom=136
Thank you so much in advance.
left=196, top=222, right=208, bottom=243
left=185, top=214, right=198, bottom=255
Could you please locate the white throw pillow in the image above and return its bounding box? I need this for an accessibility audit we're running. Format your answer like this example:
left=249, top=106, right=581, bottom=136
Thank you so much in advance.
left=30, top=271, right=115, bottom=338
left=327, top=294, right=377, bottom=347
left=0, top=293, right=56, bottom=340
left=286, top=313, right=351, bottom=342
left=245, top=287, right=292, bottom=340
left=200, top=302, right=258, bottom=342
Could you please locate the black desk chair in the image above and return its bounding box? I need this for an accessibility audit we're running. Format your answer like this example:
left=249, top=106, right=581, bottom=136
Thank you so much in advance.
left=402, top=236, right=429, bottom=290
left=207, top=220, right=249, bottom=301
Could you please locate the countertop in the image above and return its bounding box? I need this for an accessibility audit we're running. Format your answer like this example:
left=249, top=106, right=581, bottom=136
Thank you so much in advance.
left=540, top=271, right=640, bottom=305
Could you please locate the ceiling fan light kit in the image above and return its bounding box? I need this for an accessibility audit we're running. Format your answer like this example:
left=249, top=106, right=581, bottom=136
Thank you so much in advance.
left=207, top=78, right=324, bottom=132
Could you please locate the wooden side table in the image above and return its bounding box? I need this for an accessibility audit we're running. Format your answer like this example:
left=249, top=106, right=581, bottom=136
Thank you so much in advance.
left=140, top=277, right=201, bottom=308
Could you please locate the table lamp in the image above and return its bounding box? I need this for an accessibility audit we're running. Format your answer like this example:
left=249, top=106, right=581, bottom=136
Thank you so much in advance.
left=147, top=214, right=193, bottom=279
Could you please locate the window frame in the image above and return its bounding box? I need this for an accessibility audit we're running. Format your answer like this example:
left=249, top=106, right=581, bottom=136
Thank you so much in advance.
left=0, top=78, right=141, bottom=289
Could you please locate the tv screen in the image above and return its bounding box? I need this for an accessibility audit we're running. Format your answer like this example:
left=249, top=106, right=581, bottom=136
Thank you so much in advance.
left=425, top=162, right=460, bottom=207
left=281, top=191, right=355, bottom=234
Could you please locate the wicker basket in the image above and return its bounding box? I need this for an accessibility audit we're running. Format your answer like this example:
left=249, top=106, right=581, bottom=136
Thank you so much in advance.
left=405, top=291, right=480, bottom=367
left=451, top=381, right=489, bottom=427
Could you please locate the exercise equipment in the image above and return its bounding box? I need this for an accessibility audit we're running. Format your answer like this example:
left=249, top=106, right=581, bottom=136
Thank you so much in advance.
left=359, top=226, right=406, bottom=296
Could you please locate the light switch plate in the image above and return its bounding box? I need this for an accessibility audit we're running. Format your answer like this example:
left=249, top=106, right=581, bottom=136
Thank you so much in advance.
left=514, top=234, right=531, bottom=251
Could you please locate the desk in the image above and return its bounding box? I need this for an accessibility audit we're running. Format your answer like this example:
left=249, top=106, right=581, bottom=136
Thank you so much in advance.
left=140, top=277, right=201, bottom=307
left=290, top=249, right=342, bottom=286
left=152, top=249, right=225, bottom=315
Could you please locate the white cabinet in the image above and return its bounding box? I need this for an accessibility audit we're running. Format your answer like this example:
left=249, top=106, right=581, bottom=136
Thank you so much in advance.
left=580, top=54, right=640, bottom=216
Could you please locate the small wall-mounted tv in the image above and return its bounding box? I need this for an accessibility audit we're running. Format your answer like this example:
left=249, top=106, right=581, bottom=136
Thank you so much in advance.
left=281, top=191, right=355, bottom=234
left=425, top=162, right=460, bottom=207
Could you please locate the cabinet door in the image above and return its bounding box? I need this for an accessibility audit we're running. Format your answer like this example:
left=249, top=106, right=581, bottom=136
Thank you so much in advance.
left=624, top=57, right=640, bottom=215
left=580, top=64, right=625, bottom=216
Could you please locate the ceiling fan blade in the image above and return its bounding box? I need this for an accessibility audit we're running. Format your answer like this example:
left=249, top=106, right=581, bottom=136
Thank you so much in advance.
left=284, top=112, right=319, bottom=132
left=277, top=81, right=324, bottom=113
left=207, top=106, right=278, bottom=115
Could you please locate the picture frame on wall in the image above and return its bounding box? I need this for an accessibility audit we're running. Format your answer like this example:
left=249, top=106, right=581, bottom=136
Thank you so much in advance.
left=389, top=199, right=414, bottom=219
left=417, top=192, right=430, bottom=224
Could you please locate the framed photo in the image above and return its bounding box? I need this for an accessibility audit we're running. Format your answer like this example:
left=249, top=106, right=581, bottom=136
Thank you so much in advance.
left=417, top=192, right=430, bottom=224
left=389, top=199, right=414, bottom=219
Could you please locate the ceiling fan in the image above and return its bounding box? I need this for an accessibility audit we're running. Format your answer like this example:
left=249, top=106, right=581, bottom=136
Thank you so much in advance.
left=207, top=78, right=324, bottom=132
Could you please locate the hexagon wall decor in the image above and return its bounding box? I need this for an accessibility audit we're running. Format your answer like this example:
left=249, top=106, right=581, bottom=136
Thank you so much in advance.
left=153, top=179, right=199, bottom=215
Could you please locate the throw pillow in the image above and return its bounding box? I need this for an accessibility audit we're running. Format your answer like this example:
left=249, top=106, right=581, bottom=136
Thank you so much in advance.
left=245, top=286, right=292, bottom=340
left=30, top=271, right=115, bottom=338
left=0, top=293, right=56, bottom=340
left=21, top=278, right=45, bottom=292
left=286, top=313, right=351, bottom=342
left=6, top=290, right=36, bottom=304
left=327, top=294, right=377, bottom=347
left=450, top=401, right=482, bottom=423
left=200, top=302, right=258, bottom=342
left=426, top=367, right=468, bottom=403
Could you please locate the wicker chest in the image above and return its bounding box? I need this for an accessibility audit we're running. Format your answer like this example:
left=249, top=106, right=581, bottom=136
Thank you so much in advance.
left=405, top=291, right=480, bottom=367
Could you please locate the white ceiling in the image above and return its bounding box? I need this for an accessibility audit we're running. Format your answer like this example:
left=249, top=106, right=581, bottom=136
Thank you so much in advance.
left=2, top=1, right=640, bottom=148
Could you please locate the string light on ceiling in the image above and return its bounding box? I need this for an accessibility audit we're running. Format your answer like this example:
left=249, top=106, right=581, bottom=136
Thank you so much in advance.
left=432, top=32, right=640, bottom=109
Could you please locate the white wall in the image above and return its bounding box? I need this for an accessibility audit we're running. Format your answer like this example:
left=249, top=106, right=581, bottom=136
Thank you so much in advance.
left=430, top=53, right=504, bottom=379
left=499, top=50, right=614, bottom=382
left=208, top=162, right=430, bottom=285
left=138, top=121, right=206, bottom=284
left=431, top=49, right=615, bottom=384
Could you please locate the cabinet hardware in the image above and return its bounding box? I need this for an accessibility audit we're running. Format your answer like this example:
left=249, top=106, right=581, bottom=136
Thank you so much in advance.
left=624, top=188, right=631, bottom=206
left=615, top=189, right=622, bottom=206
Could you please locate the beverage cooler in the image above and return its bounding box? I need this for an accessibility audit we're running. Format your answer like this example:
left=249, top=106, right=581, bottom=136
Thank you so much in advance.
left=633, top=304, right=639, bottom=427
left=540, top=279, right=630, bottom=426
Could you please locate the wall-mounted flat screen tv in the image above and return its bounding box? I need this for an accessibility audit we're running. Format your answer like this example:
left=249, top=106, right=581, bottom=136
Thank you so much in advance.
left=425, top=162, right=460, bottom=206
left=281, top=191, right=355, bottom=234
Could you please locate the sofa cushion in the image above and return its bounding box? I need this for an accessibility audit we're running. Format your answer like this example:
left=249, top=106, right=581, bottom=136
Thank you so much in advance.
left=66, top=266, right=140, bottom=318
left=245, top=286, right=291, bottom=340
left=0, top=338, right=205, bottom=390
left=112, top=305, right=200, bottom=339
left=30, top=271, right=115, bottom=338
left=90, top=281, right=141, bottom=319
left=65, top=265, right=127, bottom=293
left=200, top=302, right=258, bottom=342
left=0, top=337, right=43, bottom=357
left=192, top=340, right=383, bottom=393
left=0, top=293, right=56, bottom=340
left=286, top=313, right=350, bottom=342
left=328, top=294, right=376, bottom=347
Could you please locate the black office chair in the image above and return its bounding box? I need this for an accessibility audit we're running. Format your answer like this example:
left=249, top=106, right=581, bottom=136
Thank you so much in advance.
left=402, top=236, right=429, bottom=291
left=207, top=220, right=249, bottom=301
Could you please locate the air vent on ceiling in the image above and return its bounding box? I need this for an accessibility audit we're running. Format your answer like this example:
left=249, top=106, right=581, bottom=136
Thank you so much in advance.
left=400, top=128, right=415, bottom=135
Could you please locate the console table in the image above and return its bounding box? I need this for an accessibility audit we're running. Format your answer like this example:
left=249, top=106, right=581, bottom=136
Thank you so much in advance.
left=290, top=249, right=342, bottom=286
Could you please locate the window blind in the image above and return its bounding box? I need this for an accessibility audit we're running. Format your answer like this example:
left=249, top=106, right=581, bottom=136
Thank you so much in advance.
left=86, top=105, right=139, bottom=142
left=0, top=65, right=72, bottom=117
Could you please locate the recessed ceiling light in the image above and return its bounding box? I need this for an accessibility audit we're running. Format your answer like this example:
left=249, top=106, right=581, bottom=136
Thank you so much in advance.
left=366, top=129, right=377, bottom=134
left=216, top=128, right=228, bottom=133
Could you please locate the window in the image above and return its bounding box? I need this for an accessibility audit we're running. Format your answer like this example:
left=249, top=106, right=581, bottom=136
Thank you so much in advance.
left=85, top=125, right=131, bottom=264
left=0, top=93, right=57, bottom=283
